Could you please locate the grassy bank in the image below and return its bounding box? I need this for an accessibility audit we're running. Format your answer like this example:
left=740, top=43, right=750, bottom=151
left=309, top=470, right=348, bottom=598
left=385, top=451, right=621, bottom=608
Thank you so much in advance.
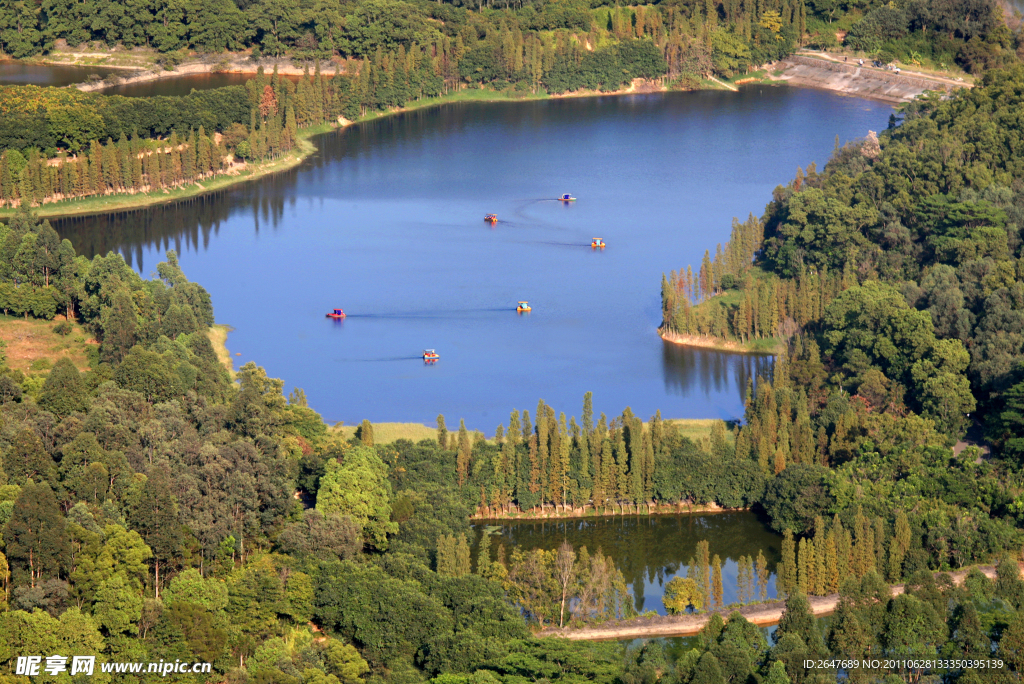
left=0, top=314, right=94, bottom=373
left=660, top=328, right=784, bottom=355
left=326, top=416, right=727, bottom=446
left=331, top=422, right=441, bottom=444
left=207, top=323, right=236, bottom=378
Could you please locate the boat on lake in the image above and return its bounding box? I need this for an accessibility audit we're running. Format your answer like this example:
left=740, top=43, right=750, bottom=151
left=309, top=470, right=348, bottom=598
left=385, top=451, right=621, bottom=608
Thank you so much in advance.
left=423, top=349, right=440, bottom=362
left=517, top=301, right=532, bottom=313
left=591, top=238, right=605, bottom=248
left=484, top=214, right=498, bottom=223
left=559, top=194, right=576, bottom=201
left=326, top=308, right=346, bottom=318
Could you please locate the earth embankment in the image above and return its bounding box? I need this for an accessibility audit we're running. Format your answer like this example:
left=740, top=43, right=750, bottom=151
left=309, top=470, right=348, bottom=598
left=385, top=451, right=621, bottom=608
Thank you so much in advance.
left=540, top=564, right=1003, bottom=640
left=772, top=54, right=970, bottom=103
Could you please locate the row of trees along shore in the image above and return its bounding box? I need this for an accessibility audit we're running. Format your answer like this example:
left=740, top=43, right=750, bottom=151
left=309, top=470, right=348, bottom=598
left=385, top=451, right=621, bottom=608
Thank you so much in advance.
left=0, top=67, right=325, bottom=208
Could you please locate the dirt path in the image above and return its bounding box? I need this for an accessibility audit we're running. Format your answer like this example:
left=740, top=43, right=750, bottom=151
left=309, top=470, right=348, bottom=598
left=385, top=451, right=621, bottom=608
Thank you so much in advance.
left=707, top=76, right=739, bottom=92
left=540, top=565, right=1002, bottom=640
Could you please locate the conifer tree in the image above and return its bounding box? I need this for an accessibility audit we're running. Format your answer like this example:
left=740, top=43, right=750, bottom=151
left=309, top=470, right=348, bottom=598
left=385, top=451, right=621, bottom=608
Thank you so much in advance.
left=476, top=531, right=491, bottom=577
left=436, top=534, right=457, bottom=576
left=455, top=534, right=471, bottom=577
left=556, top=414, right=570, bottom=510
left=457, top=419, right=471, bottom=486
left=796, top=537, right=808, bottom=595
left=780, top=529, right=796, bottom=597
left=873, top=517, right=886, bottom=573
left=436, top=414, right=447, bottom=448
left=358, top=419, right=374, bottom=446
left=889, top=510, right=912, bottom=581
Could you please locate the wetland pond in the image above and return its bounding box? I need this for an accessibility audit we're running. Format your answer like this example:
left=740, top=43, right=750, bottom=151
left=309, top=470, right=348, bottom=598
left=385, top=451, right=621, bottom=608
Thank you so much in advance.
left=473, top=510, right=782, bottom=617
left=0, top=61, right=253, bottom=94
left=54, top=85, right=893, bottom=428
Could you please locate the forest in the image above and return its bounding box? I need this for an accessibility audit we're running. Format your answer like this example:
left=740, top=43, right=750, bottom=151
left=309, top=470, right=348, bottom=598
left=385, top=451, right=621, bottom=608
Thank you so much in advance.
left=1, top=0, right=1020, bottom=94
left=0, top=0, right=1023, bottom=682
left=0, top=184, right=1024, bottom=681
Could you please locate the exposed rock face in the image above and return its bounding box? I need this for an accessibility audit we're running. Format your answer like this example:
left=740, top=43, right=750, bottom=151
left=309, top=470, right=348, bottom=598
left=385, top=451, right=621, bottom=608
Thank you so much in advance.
left=862, top=130, right=881, bottom=159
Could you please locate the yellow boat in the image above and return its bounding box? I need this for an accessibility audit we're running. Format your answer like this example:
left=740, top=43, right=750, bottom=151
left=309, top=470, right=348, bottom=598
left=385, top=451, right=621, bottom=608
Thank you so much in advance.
left=517, top=301, right=532, bottom=313
left=591, top=238, right=605, bottom=248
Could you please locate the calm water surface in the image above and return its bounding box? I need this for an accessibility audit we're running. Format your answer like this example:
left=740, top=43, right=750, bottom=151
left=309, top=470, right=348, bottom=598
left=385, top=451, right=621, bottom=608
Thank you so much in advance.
left=0, top=60, right=124, bottom=86
left=0, top=61, right=254, bottom=94
left=56, top=86, right=891, bottom=427
left=474, top=512, right=782, bottom=616
left=102, top=72, right=255, bottom=97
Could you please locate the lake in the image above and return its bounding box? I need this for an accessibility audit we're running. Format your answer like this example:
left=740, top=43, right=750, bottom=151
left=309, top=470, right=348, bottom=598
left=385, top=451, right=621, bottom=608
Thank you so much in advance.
left=54, top=86, right=892, bottom=428
left=0, top=61, right=291, bottom=96
left=473, top=511, right=782, bottom=616
left=0, top=60, right=125, bottom=87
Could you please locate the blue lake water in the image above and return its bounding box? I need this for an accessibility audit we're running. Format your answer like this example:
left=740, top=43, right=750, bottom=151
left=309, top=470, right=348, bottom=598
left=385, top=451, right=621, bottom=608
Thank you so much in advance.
left=56, top=85, right=892, bottom=429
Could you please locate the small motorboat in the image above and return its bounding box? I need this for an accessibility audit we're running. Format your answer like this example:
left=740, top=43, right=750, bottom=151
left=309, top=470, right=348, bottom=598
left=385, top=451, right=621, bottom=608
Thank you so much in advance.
left=423, top=349, right=440, bottom=362
left=484, top=214, right=498, bottom=223
left=559, top=194, right=576, bottom=201
left=326, top=308, right=346, bottom=318
left=591, top=238, right=605, bottom=249
left=517, top=301, right=532, bottom=313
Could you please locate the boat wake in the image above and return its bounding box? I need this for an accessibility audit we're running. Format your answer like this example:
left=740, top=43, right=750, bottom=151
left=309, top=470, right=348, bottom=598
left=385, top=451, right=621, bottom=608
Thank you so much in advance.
left=343, top=307, right=516, bottom=319
left=334, top=356, right=424, bottom=362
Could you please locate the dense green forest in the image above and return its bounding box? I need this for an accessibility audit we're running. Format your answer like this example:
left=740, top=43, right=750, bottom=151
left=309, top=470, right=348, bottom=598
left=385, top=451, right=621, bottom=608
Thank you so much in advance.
left=2, top=0, right=1020, bottom=88
left=1, top=196, right=1024, bottom=681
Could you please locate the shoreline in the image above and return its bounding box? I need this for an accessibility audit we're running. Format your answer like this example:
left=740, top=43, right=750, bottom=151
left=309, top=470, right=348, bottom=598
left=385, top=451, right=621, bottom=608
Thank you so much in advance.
left=541, top=563, right=1005, bottom=640
left=208, top=323, right=235, bottom=378
left=0, top=123, right=334, bottom=219
left=768, top=53, right=970, bottom=103
left=0, top=75, right=774, bottom=219
left=472, top=501, right=746, bottom=521
left=659, top=328, right=783, bottom=355
left=0, top=49, right=958, bottom=220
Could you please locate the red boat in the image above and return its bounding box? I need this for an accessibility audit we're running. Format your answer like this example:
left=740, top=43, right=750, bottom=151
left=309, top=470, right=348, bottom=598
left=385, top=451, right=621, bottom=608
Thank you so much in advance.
left=326, top=308, right=346, bottom=318
left=423, top=349, right=440, bottom=362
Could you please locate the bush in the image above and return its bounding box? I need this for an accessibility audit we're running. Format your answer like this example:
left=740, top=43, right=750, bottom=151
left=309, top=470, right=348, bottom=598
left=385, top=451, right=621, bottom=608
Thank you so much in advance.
left=52, top=320, right=73, bottom=336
